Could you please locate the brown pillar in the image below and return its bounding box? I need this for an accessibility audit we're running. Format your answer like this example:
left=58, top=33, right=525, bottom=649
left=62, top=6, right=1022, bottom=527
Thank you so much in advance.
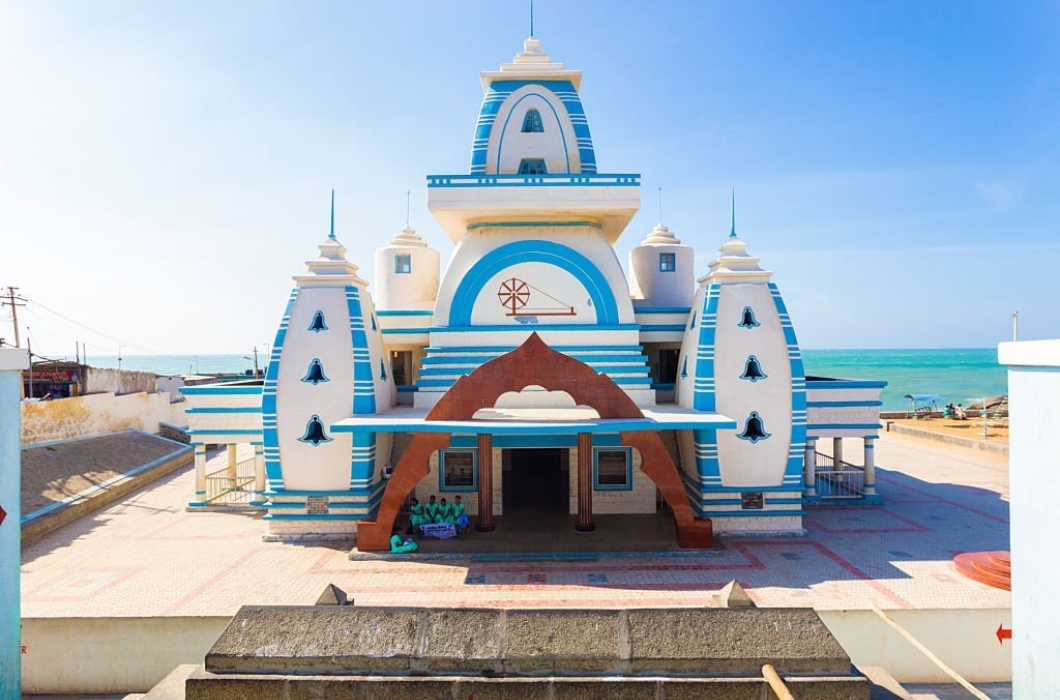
left=476, top=433, right=495, bottom=532
left=576, top=432, right=595, bottom=532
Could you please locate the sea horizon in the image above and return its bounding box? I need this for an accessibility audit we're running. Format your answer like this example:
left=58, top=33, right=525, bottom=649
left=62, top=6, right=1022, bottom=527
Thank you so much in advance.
left=32, top=347, right=1007, bottom=413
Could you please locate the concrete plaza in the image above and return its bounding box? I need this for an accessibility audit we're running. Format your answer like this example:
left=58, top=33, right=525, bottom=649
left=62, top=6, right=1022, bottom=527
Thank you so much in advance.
left=19, top=431, right=1012, bottom=695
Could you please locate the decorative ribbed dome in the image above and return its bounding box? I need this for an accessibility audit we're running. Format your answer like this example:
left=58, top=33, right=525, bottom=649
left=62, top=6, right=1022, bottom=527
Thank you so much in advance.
left=387, top=225, right=428, bottom=248
left=641, top=223, right=682, bottom=245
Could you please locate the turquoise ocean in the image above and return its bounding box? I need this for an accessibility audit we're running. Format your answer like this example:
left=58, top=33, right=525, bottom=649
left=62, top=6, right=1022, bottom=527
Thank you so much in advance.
left=78, top=348, right=1006, bottom=413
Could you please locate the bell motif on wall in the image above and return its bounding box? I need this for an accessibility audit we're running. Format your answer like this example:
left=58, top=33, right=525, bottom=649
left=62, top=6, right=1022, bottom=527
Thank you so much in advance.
left=308, top=310, right=329, bottom=333
left=298, top=414, right=332, bottom=447
left=301, top=358, right=329, bottom=385
left=737, top=411, right=771, bottom=444
left=739, top=355, right=767, bottom=383
left=738, top=306, right=761, bottom=329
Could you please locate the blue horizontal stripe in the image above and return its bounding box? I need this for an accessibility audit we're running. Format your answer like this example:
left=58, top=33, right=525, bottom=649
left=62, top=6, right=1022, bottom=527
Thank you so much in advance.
left=376, top=310, right=434, bottom=317
left=181, top=385, right=263, bottom=396
left=805, top=400, right=883, bottom=408
left=186, top=407, right=263, bottom=414
left=806, top=380, right=888, bottom=389
left=634, top=307, right=692, bottom=315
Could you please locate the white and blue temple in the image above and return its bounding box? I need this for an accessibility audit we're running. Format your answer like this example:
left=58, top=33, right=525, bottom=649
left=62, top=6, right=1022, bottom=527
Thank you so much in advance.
left=183, top=36, right=885, bottom=550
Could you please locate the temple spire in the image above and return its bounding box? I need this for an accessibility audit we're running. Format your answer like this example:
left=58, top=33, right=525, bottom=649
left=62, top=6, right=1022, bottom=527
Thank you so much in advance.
left=729, top=189, right=736, bottom=238
left=329, top=189, right=336, bottom=240
left=530, top=0, right=534, bottom=37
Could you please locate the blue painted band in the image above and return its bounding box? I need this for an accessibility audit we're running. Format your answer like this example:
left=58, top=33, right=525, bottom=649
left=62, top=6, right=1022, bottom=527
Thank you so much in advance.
left=806, top=380, right=889, bottom=389
left=181, top=385, right=263, bottom=396
left=376, top=310, right=434, bottom=317
left=186, top=407, right=263, bottom=414
left=466, top=221, right=601, bottom=230
left=633, top=307, right=692, bottom=315
left=805, top=400, right=883, bottom=408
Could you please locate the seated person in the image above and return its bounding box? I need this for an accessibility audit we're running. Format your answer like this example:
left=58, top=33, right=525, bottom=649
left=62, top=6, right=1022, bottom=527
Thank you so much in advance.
left=389, top=527, right=418, bottom=554
left=955, top=404, right=967, bottom=420
left=424, top=494, right=440, bottom=523
left=408, top=497, right=428, bottom=535
left=943, top=403, right=954, bottom=418
left=437, top=497, right=454, bottom=524
left=453, top=494, right=469, bottom=531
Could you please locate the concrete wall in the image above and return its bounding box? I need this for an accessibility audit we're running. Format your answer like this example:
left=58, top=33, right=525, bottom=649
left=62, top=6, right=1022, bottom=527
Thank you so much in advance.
left=21, top=391, right=186, bottom=445
left=999, top=338, right=1060, bottom=698
left=83, top=366, right=158, bottom=395
left=20, top=608, right=1010, bottom=694
left=21, top=616, right=229, bottom=695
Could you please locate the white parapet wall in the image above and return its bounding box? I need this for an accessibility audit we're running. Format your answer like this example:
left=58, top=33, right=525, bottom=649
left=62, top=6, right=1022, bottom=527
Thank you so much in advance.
left=999, top=338, right=1060, bottom=698
left=19, top=608, right=1011, bottom=694
left=20, top=391, right=187, bottom=445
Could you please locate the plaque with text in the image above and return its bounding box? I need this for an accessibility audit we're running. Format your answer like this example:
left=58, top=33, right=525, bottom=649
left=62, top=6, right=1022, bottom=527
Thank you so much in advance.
left=740, top=492, right=764, bottom=510
left=307, top=496, right=329, bottom=515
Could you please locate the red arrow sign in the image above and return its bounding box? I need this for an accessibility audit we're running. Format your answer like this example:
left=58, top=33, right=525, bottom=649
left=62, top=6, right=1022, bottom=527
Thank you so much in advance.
left=997, top=624, right=1012, bottom=644
left=0, top=504, right=6, bottom=527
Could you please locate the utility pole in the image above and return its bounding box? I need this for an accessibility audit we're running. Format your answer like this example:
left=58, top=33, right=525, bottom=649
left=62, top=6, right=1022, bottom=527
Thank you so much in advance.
left=1, top=287, right=25, bottom=348
left=253, top=346, right=260, bottom=379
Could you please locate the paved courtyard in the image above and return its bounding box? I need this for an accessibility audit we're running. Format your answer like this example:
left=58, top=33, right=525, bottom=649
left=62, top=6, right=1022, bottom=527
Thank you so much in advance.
left=20, top=431, right=1010, bottom=617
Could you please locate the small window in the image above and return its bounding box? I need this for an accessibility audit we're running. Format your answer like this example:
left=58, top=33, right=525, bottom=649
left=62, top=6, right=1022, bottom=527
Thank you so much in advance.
left=395, top=254, right=411, bottom=274
left=594, top=447, right=632, bottom=490
left=522, top=109, right=544, bottom=133
left=439, top=449, right=477, bottom=491
left=518, top=159, right=547, bottom=175
left=659, top=253, right=676, bottom=272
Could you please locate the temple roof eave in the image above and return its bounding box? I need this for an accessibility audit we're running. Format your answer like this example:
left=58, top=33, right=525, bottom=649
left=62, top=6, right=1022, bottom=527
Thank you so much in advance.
left=330, top=406, right=737, bottom=435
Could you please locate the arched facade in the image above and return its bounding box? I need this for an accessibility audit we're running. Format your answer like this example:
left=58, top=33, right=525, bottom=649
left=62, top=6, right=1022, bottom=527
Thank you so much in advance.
left=356, top=333, right=712, bottom=551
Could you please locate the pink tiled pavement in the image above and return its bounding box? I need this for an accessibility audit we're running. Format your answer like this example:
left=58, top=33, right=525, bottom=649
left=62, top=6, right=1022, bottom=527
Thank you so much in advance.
left=20, top=432, right=1010, bottom=617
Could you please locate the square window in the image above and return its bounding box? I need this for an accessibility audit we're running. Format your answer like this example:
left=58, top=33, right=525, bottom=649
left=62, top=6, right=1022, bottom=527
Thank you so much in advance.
left=439, top=449, right=477, bottom=491
left=659, top=253, right=676, bottom=272
left=594, top=447, right=632, bottom=490
left=395, top=254, right=412, bottom=274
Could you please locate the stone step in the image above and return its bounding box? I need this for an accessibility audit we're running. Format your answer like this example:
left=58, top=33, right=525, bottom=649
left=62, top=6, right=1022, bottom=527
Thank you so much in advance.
left=185, top=669, right=869, bottom=699
left=204, top=605, right=858, bottom=678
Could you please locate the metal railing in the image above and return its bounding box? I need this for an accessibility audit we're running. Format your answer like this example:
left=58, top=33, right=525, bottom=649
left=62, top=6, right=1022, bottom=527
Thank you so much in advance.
left=204, top=456, right=257, bottom=505
left=814, top=451, right=865, bottom=499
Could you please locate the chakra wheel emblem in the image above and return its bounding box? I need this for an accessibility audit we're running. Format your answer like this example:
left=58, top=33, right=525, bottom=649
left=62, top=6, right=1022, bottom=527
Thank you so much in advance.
left=497, top=277, right=531, bottom=315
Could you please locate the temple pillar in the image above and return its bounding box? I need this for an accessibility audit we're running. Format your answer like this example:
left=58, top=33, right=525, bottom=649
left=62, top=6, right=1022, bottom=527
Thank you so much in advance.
left=226, top=444, right=238, bottom=478
left=193, top=444, right=207, bottom=505
left=576, top=432, right=595, bottom=532
left=476, top=433, right=495, bottom=532
left=254, top=445, right=266, bottom=493
left=804, top=437, right=817, bottom=497
left=863, top=436, right=877, bottom=496
left=832, top=437, right=844, bottom=467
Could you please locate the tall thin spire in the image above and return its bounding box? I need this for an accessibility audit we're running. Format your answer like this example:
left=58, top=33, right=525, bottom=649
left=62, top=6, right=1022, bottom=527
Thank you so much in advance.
left=657, top=187, right=664, bottom=225
left=329, top=189, right=336, bottom=240
left=405, top=189, right=411, bottom=228
left=530, top=0, right=534, bottom=37
left=729, top=189, right=736, bottom=238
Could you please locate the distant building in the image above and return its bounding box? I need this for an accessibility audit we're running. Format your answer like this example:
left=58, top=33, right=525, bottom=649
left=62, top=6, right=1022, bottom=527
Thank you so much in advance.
left=184, top=36, right=885, bottom=549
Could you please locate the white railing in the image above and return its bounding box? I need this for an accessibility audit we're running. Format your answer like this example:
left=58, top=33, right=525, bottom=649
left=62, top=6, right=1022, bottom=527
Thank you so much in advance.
left=814, top=451, right=865, bottom=499
left=204, top=456, right=257, bottom=505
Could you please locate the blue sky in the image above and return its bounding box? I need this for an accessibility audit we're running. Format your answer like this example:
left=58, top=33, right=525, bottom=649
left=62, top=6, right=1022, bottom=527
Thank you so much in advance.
left=1, top=1, right=1057, bottom=356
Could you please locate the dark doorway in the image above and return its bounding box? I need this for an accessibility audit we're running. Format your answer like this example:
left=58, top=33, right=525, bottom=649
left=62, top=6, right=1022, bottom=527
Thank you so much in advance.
left=503, top=448, right=568, bottom=513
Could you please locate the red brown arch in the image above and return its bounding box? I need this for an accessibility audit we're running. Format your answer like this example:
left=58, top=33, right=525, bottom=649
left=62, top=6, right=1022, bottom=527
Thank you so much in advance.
left=357, top=333, right=712, bottom=550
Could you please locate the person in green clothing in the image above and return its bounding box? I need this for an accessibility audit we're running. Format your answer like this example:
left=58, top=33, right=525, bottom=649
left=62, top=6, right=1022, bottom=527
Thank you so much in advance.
left=408, top=497, right=427, bottom=536
left=437, top=497, right=454, bottom=524
left=453, top=495, right=469, bottom=533
left=390, top=527, right=418, bottom=554
left=425, top=494, right=440, bottom=523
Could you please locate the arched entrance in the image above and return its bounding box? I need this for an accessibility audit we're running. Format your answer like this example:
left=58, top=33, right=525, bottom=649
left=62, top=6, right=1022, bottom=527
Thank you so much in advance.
left=356, top=333, right=712, bottom=550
